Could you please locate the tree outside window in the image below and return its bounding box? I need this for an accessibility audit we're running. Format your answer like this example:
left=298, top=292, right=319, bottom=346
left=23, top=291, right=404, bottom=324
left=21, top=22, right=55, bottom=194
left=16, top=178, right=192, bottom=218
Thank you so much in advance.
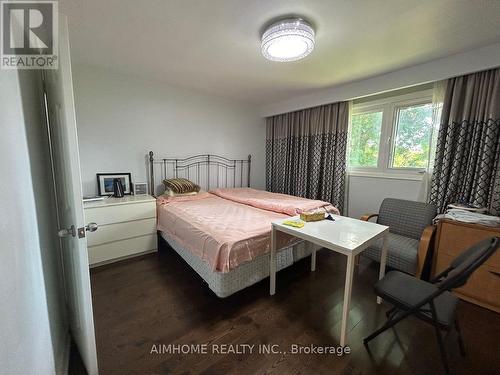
left=348, top=92, right=435, bottom=172
left=348, top=111, right=382, bottom=167
left=391, top=103, right=433, bottom=169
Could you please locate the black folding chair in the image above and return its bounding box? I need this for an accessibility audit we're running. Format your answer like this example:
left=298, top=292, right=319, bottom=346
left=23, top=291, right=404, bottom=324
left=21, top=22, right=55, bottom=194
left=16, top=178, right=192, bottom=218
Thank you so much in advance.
left=363, top=237, right=500, bottom=374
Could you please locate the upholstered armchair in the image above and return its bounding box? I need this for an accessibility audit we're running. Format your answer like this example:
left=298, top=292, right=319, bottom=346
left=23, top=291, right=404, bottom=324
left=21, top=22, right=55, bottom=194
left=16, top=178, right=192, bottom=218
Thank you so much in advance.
left=360, top=198, right=437, bottom=278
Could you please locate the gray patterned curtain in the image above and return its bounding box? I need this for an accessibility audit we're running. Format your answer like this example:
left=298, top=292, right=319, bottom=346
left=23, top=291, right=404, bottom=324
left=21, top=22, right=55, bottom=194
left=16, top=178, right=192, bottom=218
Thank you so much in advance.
left=266, top=102, right=349, bottom=213
left=430, top=68, right=500, bottom=215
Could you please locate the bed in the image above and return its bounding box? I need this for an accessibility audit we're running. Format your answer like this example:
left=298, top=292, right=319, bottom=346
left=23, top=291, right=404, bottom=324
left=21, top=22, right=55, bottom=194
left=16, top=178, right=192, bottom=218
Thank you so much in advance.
left=149, top=152, right=338, bottom=297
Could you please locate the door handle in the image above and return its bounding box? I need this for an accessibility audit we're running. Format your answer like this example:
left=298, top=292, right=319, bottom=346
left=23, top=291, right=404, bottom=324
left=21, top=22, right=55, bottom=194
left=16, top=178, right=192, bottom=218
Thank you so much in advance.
left=69, top=223, right=99, bottom=239
left=85, top=222, right=98, bottom=233
left=76, top=223, right=98, bottom=239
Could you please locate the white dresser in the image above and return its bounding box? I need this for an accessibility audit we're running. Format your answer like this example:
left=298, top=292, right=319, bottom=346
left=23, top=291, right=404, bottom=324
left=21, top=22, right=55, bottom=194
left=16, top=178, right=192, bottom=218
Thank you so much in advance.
left=84, top=195, right=157, bottom=267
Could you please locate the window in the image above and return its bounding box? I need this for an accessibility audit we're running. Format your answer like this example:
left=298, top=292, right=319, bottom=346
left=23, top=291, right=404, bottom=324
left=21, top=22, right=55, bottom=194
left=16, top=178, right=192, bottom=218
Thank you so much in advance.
left=348, top=111, right=382, bottom=167
left=391, top=103, right=433, bottom=169
left=348, top=90, right=435, bottom=174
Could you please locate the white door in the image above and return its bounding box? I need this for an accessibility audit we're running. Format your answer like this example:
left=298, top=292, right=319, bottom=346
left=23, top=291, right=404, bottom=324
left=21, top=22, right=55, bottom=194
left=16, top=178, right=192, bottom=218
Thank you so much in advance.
left=43, top=16, right=98, bottom=375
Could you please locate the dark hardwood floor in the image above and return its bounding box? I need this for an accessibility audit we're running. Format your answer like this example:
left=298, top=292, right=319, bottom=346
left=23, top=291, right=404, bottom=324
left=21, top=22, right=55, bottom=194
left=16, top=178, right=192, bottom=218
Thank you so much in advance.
left=72, top=244, right=500, bottom=375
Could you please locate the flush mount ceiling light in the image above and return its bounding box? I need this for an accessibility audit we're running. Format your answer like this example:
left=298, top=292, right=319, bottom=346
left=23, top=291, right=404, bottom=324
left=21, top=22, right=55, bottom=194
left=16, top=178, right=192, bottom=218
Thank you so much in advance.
left=261, top=18, right=315, bottom=62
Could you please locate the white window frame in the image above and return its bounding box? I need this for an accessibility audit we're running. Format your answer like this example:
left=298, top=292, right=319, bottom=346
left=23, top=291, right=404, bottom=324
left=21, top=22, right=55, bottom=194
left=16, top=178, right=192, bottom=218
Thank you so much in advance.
left=348, top=89, right=433, bottom=180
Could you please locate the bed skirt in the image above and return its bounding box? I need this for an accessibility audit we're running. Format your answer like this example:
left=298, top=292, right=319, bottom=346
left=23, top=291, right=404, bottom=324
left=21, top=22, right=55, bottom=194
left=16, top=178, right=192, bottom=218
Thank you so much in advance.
left=160, top=232, right=320, bottom=298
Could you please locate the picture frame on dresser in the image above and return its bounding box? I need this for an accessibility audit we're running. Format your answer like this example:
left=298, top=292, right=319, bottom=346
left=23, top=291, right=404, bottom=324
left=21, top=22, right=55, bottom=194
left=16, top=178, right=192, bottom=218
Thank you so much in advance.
left=132, top=182, right=148, bottom=195
left=97, top=173, right=132, bottom=196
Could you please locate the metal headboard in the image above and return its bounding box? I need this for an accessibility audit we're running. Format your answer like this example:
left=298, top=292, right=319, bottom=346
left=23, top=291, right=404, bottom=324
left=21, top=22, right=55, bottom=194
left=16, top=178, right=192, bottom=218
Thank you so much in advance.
left=148, top=151, right=251, bottom=196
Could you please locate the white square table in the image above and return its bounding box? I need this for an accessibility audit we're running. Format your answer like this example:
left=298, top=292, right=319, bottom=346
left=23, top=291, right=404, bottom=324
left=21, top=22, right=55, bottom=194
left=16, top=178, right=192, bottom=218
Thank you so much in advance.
left=269, top=214, right=389, bottom=347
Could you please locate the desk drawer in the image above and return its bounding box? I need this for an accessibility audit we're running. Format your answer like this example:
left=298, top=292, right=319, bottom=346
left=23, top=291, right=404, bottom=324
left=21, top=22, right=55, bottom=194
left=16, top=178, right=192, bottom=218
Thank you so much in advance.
left=438, top=221, right=500, bottom=269
left=85, top=202, right=155, bottom=225
left=86, top=218, right=156, bottom=247
left=88, top=234, right=157, bottom=265
left=436, top=253, right=500, bottom=309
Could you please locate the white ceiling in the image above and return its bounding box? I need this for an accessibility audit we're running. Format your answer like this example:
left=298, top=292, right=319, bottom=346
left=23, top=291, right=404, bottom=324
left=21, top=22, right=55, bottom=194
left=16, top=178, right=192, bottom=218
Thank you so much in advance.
left=60, top=0, right=500, bottom=106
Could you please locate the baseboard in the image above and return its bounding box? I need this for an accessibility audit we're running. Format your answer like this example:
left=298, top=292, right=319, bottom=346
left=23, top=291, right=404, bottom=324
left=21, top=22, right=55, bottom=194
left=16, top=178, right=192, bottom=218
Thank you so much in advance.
left=56, top=333, right=71, bottom=375
left=89, top=248, right=157, bottom=269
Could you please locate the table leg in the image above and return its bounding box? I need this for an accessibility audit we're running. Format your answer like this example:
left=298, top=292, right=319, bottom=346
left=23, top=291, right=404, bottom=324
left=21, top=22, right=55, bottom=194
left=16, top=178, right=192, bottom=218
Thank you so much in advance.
left=311, top=248, right=316, bottom=272
left=377, top=232, right=389, bottom=304
left=340, top=254, right=355, bottom=347
left=270, top=226, right=277, bottom=295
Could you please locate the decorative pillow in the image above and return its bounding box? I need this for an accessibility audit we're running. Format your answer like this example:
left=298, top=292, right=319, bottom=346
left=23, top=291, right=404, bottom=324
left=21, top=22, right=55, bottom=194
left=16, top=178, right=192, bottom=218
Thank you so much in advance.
left=163, top=178, right=200, bottom=194
left=163, top=188, right=200, bottom=197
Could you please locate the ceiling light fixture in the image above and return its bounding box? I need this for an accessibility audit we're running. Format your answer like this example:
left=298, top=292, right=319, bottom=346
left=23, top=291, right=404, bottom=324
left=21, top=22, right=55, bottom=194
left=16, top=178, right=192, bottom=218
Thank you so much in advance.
left=261, top=18, right=315, bottom=62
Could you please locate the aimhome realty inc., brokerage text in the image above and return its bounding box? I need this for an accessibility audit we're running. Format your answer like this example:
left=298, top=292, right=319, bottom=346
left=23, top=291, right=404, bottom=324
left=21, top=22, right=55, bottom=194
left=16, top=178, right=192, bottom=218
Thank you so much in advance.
left=150, top=343, right=351, bottom=356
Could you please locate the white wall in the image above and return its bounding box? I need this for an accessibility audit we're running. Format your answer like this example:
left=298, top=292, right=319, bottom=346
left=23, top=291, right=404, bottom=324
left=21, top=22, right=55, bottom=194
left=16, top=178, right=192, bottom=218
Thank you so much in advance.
left=347, top=175, right=423, bottom=218
left=72, top=65, right=266, bottom=197
left=261, top=41, right=500, bottom=116
left=0, top=70, right=67, bottom=374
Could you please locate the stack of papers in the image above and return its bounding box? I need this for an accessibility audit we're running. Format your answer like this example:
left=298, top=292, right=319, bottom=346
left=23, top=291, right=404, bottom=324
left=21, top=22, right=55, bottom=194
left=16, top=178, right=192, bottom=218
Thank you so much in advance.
left=434, top=209, right=500, bottom=227
left=282, top=219, right=305, bottom=228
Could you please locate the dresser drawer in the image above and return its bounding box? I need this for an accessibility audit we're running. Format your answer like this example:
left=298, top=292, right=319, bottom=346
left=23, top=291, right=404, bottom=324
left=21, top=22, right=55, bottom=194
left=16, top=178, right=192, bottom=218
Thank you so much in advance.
left=88, top=234, right=157, bottom=266
left=85, top=201, right=155, bottom=225
left=86, top=218, right=156, bottom=247
left=436, top=253, right=500, bottom=309
left=438, top=221, right=500, bottom=269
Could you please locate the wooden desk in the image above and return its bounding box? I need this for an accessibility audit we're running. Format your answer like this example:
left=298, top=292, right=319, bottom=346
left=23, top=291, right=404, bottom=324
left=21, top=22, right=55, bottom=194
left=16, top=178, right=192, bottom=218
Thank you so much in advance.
left=433, top=219, right=500, bottom=313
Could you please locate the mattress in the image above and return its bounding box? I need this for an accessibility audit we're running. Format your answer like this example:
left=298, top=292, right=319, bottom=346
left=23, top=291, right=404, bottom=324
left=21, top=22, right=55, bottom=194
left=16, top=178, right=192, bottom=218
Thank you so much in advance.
left=157, top=192, right=298, bottom=272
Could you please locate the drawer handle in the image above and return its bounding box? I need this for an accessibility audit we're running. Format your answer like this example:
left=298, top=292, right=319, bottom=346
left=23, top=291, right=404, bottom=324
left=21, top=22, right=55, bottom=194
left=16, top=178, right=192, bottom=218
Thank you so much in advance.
left=489, top=270, right=500, bottom=277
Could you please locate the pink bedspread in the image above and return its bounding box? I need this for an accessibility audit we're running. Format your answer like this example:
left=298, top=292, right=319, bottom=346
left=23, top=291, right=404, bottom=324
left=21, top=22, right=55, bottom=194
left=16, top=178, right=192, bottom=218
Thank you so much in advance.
left=210, top=188, right=340, bottom=216
left=157, top=192, right=297, bottom=272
